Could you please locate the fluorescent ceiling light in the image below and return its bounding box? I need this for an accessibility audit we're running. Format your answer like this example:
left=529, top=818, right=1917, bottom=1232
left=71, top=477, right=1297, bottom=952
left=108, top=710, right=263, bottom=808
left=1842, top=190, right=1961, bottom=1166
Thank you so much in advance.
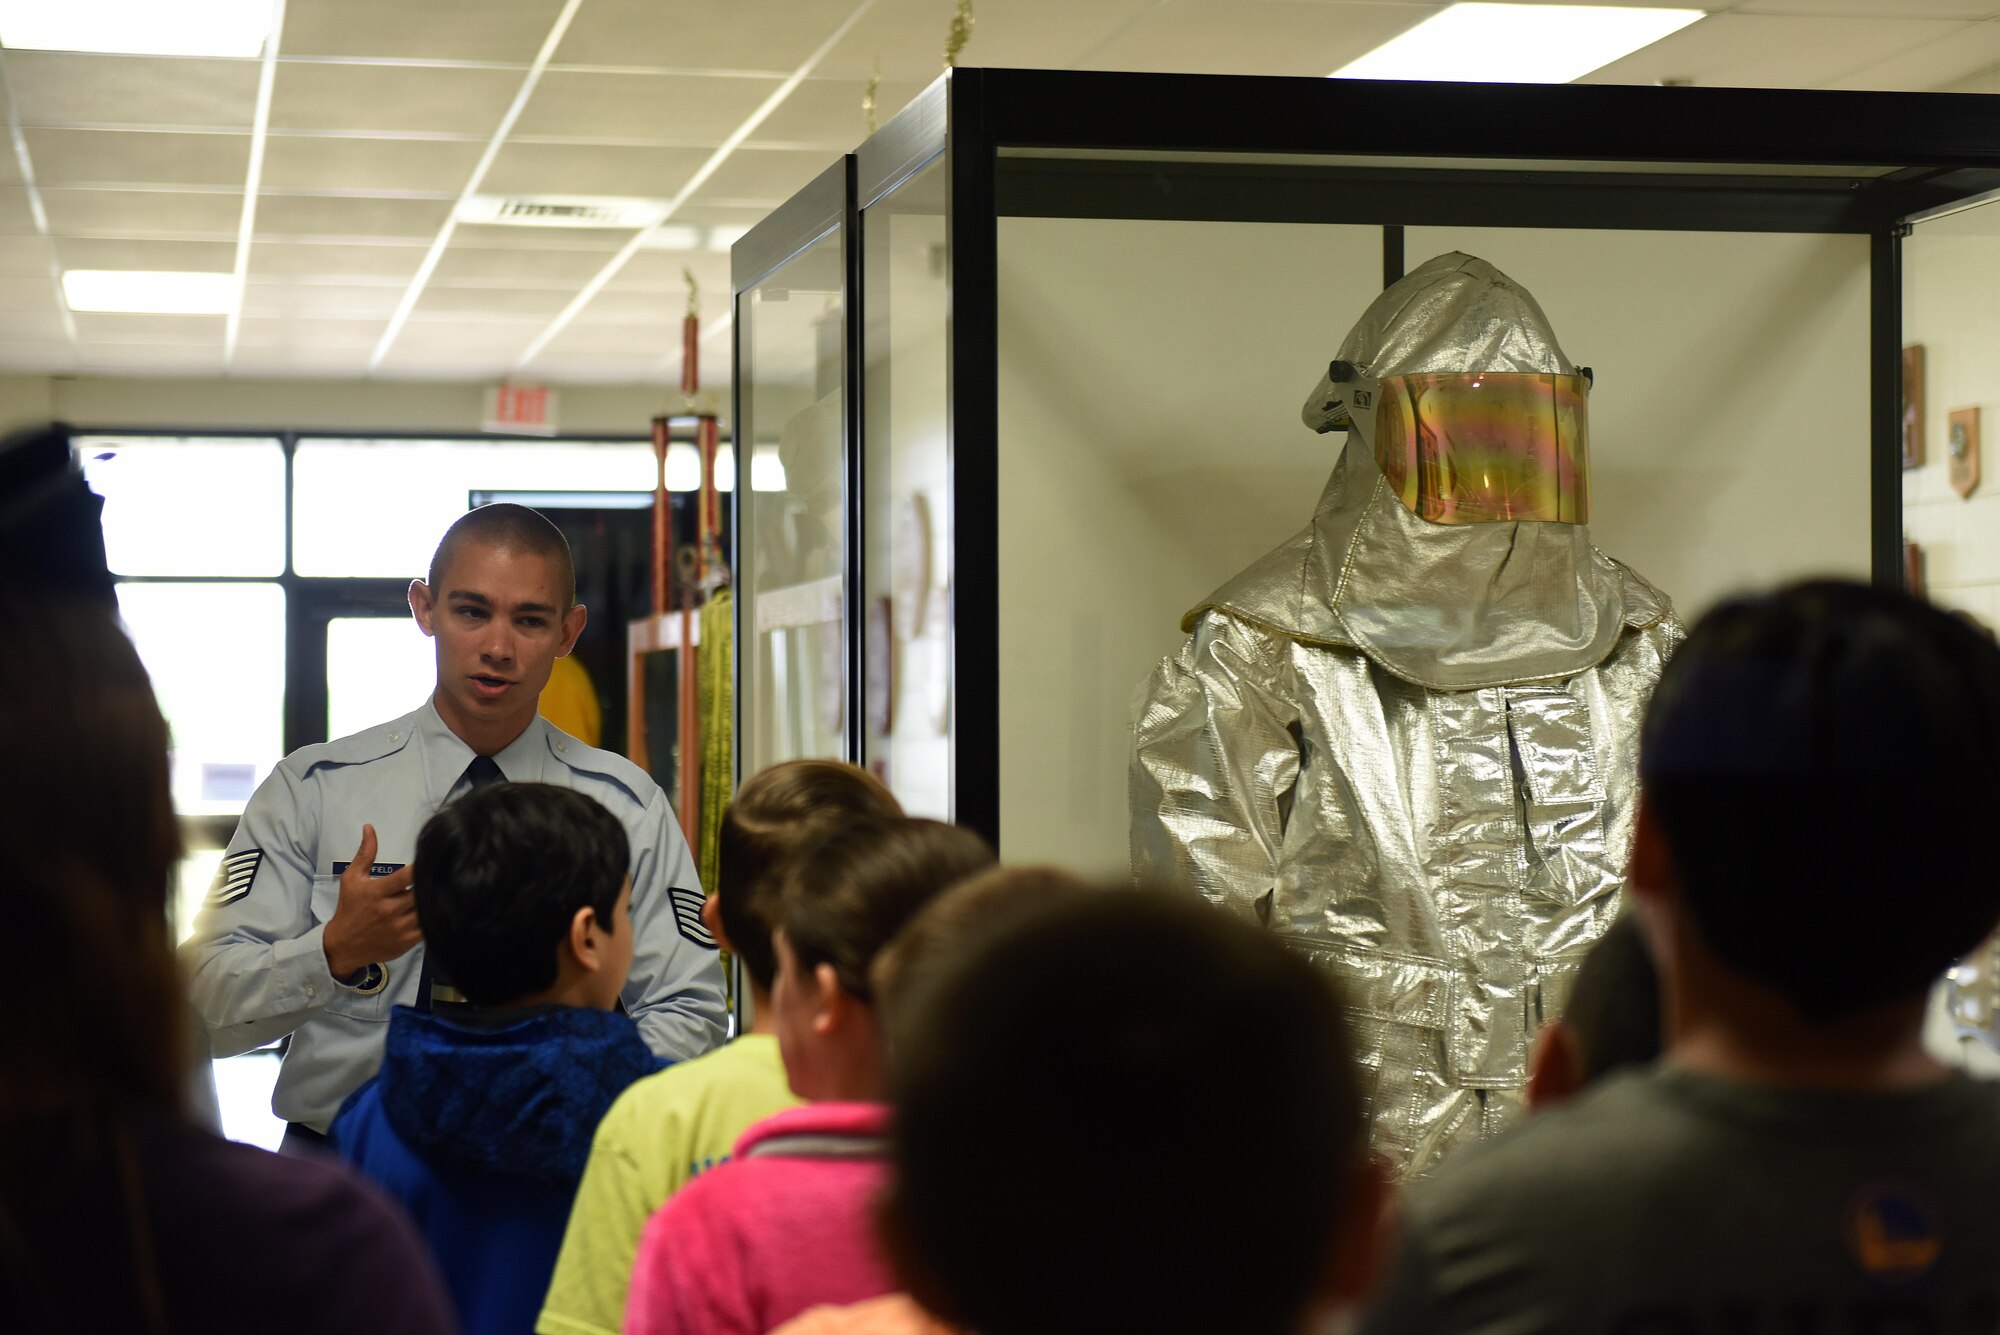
left=1331, top=3, right=1704, bottom=84
left=458, top=195, right=672, bottom=230
left=63, top=270, right=234, bottom=315
left=0, top=0, right=276, bottom=58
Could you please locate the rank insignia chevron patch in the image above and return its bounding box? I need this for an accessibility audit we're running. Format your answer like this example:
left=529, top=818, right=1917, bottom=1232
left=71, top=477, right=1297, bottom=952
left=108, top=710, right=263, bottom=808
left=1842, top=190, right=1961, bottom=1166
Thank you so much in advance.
left=207, top=849, right=264, bottom=908
left=668, top=886, right=717, bottom=948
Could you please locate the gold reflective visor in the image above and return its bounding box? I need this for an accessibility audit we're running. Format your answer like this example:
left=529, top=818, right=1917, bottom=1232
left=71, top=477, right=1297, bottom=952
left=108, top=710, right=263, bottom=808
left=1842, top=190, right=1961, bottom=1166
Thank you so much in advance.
left=1372, top=372, right=1591, bottom=525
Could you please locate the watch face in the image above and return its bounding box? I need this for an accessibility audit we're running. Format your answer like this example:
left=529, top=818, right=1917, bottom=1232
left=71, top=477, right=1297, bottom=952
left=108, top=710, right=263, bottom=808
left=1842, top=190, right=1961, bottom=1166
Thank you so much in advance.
left=348, top=963, right=388, bottom=995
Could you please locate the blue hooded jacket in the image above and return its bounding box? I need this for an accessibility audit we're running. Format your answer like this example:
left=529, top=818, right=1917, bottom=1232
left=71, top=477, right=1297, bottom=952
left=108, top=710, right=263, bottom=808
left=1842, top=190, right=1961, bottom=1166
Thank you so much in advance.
left=333, top=1005, right=666, bottom=1335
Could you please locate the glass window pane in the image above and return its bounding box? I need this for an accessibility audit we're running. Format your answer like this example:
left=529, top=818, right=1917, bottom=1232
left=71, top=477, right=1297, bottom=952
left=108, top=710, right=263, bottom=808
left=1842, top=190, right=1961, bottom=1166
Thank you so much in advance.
left=327, top=615, right=438, bottom=741
left=738, top=225, right=848, bottom=773
left=291, top=439, right=657, bottom=578
left=80, top=435, right=285, bottom=577
left=861, top=158, right=951, bottom=818
left=117, top=582, right=285, bottom=821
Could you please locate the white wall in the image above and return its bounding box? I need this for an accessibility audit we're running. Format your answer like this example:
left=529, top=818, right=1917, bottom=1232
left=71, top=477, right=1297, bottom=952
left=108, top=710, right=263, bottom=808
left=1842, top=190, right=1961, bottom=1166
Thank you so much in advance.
left=996, top=219, right=1382, bottom=872
left=1902, top=204, right=2000, bottom=627
left=998, top=220, right=1872, bottom=874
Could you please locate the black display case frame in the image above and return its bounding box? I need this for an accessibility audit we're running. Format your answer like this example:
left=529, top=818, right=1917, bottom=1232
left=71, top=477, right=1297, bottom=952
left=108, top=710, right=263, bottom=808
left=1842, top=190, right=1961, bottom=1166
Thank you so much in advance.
left=733, top=68, right=2000, bottom=847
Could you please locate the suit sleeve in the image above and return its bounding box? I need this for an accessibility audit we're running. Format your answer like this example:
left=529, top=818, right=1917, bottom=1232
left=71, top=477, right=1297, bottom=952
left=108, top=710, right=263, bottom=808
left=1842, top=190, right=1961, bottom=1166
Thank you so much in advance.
left=622, top=786, right=727, bottom=1063
left=1130, top=611, right=1302, bottom=923
left=178, top=762, right=340, bottom=1057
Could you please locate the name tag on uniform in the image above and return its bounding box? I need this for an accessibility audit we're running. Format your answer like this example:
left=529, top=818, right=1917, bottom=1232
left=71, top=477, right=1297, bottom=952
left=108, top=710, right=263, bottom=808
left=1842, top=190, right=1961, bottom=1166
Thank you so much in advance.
left=330, top=862, right=406, bottom=876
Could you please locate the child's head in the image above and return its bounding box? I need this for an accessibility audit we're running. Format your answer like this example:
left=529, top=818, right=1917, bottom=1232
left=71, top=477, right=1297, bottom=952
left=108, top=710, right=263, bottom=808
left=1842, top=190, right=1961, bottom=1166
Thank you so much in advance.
left=715, top=760, right=903, bottom=996
left=415, top=782, right=632, bottom=1011
left=769, top=817, right=994, bottom=1100
left=870, top=865, right=1096, bottom=1054
left=879, top=890, right=1386, bottom=1335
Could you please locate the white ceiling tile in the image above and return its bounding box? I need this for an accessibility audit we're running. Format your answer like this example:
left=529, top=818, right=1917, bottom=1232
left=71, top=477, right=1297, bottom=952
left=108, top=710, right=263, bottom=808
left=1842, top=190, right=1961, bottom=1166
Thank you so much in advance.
left=228, top=345, right=377, bottom=375
left=73, top=312, right=227, bottom=343
left=246, top=240, right=427, bottom=280
left=430, top=244, right=624, bottom=285
left=514, top=70, right=780, bottom=141
left=372, top=354, right=515, bottom=379
left=687, top=147, right=838, bottom=208
left=819, top=0, right=1157, bottom=81
left=54, top=236, right=237, bottom=270
left=0, top=235, right=57, bottom=274
left=25, top=128, right=249, bottom=187
left=235, top=316, right=386, bottom=348
left=750, top=76, right=926, bottom=149
left=559, top=287, right=688, bottom=327
left=481, top=141, right=710, bottom=196
left=0, top=280, right=64, bottom=315
left=0, top=339, right=76, bottom=371
left=254, top=194, right=454, bottom=239
left=269, top=61, right=526, bottom=136
left=528, top=352, right=687, bottom=384
left=42, top=188, right=243, bottom=239
left=0, top=186, right=40, bottom=234
left=261, top=135, right=485, bottom=193
left=1733, top=1, right=1999, bottom=16
left=76, top=344, right=228, bottom=374
left=241, top=282, right=407, bottom=319
left=1831, top=20, right=2000, bottom=89
left=411, top=285, right=576, bottom=318
left=0, top=313, right=69, bottom=341
left=452, top=221, right=629, bottom=251
left=1582, top=15, right=1967, bottom=89
left=282, top=0, right=564, bottom=63
left=553, top=0, right=826, bottom=72
left=605, top=249, right=730, bottom=295
left=537, top=320, right=675, bottom=353
left=4, top=52, right=261, bottom=128
left=669, top=202, right=774, bottom=230
left=1083, top=1, right=1420, bottom=76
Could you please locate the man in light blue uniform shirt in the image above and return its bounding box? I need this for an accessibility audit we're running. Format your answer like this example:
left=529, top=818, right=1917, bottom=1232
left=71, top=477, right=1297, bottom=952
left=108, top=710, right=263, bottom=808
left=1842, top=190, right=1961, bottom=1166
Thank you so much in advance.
left=183, top=504, right=725, bottom=1142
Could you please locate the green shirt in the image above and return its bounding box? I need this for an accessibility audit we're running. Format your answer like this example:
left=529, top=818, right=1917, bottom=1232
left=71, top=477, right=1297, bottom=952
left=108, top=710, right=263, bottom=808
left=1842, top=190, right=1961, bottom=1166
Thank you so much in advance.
left=537, top=1033, right=800, bottom=1335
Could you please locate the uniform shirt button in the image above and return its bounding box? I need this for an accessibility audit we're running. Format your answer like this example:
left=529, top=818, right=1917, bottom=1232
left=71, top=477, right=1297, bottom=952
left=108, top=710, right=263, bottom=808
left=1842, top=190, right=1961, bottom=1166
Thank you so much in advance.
left=305, top=984, right=316, bottom=998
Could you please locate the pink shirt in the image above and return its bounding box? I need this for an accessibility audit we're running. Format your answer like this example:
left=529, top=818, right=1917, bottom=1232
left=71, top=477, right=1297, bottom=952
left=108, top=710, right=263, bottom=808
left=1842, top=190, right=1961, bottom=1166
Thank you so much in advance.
left=622, top=1102, right=895, bottom=1335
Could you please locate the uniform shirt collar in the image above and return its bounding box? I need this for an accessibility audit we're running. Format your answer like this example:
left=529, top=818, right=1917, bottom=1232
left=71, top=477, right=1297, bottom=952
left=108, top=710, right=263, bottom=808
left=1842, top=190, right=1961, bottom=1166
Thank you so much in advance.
left=416, top=696, right=553, bottom=809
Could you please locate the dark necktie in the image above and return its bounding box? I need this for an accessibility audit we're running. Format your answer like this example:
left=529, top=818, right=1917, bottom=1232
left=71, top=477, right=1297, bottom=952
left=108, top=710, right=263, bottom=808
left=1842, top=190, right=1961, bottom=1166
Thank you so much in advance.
left=417, top=755, right=506, bottom=1012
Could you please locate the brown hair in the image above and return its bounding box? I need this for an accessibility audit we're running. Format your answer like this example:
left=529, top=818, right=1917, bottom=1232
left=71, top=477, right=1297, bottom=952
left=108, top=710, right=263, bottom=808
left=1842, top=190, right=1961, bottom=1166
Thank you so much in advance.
left=881, top=889, right=1366, bottom=1335
left=0, top=585, right=185, bottom=1332
left=0, top=588, right=183, bottom=1114
left=871, top=865, right=1095, bottom=1038
left=718, top=760, right=903, bottom=990
left=773, top=818, right=994, bottom=1003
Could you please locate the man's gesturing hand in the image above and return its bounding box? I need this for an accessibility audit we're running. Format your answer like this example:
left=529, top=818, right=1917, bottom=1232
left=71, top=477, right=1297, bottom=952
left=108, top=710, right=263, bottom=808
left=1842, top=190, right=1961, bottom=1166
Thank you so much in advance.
left=322, top=824, right=420, bottom=981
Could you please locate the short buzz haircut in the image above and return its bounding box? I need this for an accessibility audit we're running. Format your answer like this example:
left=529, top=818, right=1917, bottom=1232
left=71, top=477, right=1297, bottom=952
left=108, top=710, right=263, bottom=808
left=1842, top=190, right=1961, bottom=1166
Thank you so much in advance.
left=716, top=760, right=903, bottom=992
left=1641, top=580, right=2000, bottom=1018
left=882, top=890, right=1365, bottom=1335
left=428, top=503, right=576, bottom=607
left=772, top=818, right=994, bottom=1004
left=414, top=782, right=628, bottom=1007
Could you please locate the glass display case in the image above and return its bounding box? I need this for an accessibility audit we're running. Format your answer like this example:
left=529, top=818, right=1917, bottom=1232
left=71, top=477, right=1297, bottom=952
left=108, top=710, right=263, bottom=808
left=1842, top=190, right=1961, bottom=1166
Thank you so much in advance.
left=733, top=69, right=2000, bottom=868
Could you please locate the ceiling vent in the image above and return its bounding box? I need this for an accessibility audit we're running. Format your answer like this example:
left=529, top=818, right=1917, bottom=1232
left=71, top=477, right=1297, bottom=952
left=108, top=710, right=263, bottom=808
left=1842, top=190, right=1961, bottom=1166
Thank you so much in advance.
left=457, top=195, right=672, bottom=229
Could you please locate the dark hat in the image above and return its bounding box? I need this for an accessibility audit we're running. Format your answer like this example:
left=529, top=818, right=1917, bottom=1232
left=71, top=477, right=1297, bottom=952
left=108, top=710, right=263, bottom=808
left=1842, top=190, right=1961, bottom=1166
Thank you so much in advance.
left=0, top=423, right=114, bottom=604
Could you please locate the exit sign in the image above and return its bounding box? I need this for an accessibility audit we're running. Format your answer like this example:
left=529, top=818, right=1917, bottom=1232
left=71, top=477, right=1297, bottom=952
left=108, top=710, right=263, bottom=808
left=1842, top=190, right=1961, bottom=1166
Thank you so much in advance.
left=484, top=383, right=558, bottom=436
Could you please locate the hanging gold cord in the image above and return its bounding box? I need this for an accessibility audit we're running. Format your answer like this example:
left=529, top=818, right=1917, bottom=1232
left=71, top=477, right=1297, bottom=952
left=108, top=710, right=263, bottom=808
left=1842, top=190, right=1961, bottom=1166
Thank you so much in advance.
left=696, top=587, right=735, bottom=1005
